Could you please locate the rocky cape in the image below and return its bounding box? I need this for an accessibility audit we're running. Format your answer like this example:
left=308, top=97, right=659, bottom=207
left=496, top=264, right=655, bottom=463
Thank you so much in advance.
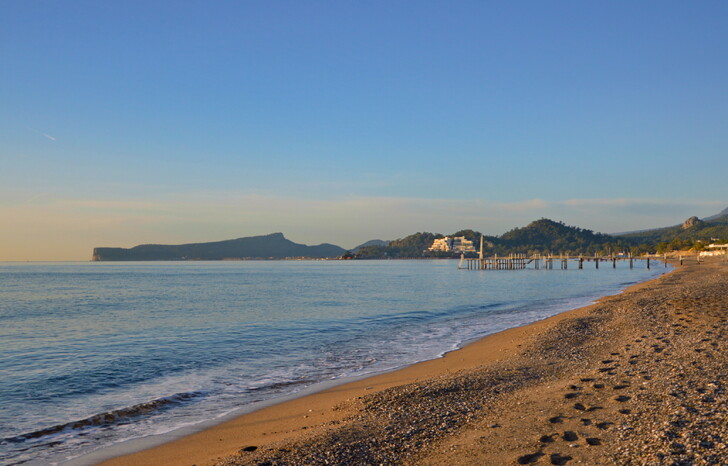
left=92, top=233, right=346, bottom=261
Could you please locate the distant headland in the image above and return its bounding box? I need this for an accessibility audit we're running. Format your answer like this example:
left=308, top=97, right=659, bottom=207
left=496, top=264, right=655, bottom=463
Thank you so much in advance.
left=92, top=233, right=346, bottom=261
left=92, top=208, right=728, bottom=261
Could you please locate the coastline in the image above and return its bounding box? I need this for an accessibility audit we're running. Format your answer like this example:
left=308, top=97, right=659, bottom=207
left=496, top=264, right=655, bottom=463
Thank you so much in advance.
left=84, top=299, right=562, bottom=466
left=83, top=259, right=725, bottom=466
left=91, top=299, right=592, bottom=466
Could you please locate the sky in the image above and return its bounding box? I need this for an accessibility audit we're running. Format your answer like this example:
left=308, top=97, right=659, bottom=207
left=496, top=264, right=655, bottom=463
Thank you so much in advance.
left=1, top=1, right=727, bottom=260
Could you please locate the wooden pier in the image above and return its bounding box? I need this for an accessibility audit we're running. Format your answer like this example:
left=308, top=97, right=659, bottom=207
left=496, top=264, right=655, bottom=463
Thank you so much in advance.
left=458, top=236, right=662, bottom=271
left=460, top=254, right=657, bottom=271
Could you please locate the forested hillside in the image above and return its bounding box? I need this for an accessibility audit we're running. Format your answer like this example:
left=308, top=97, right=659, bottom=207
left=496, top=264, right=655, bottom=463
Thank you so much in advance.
left=354, top=219, right=638, bottom=258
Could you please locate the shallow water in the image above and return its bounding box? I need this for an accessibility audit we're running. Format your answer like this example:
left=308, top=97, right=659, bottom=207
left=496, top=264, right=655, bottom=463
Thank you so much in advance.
left=0, top=259, right=667, bottom=464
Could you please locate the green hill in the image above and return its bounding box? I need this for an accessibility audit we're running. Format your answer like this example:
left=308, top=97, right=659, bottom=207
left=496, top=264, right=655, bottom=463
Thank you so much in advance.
left=354, top=232, right=444, bottom=259
left=354, top=219, right=632, bottom=259
left=495, top=218, right=630, bottom=255
left=351, top=239, right=390, bottom=252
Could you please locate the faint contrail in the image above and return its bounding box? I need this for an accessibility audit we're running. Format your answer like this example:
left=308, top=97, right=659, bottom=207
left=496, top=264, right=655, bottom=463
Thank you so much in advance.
left=17, top=192, right=48, bottom=206
left=28, top=127, right=57, bottom=141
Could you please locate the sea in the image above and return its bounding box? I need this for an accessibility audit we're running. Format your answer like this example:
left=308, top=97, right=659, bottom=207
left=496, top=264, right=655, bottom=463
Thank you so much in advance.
left=0, top=259, right=668, bottom=465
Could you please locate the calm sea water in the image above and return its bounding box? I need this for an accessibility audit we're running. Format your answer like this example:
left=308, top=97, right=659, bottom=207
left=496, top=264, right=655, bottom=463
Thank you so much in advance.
left=0, top=259, right=667, bottom=464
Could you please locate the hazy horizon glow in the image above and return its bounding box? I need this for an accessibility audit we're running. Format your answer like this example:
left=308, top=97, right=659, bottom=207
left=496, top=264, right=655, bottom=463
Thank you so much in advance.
left=0, top=194, right=724, bottom=261
left=2, top=2, right=727, bottom=260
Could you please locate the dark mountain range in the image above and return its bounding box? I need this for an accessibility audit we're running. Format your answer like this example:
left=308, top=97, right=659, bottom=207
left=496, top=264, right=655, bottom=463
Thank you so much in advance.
left=92, top=207, right=728, bottom=261
left=704, top=206, right=728, bottom=221
left=92, top=233, right=346, bottom=261
left=614, top=206, right=728, bottom=235
left=615, top=208, right=728, bottom=244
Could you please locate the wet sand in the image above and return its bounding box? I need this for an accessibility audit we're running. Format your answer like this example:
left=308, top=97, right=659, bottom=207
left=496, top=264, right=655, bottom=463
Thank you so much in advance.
left=101, top=258, right=727, bottom=465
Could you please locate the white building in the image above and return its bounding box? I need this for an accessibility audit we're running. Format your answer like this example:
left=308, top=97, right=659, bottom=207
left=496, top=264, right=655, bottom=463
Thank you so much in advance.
left=428, top=236, right=476, bottom=253
left=700, top=243, right=728, bottom=257
left=429, top=237, right=452, bottom=252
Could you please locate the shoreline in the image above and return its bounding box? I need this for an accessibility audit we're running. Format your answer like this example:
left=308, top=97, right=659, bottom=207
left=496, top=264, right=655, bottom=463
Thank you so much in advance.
left=87, top=262, right=686, bottom=466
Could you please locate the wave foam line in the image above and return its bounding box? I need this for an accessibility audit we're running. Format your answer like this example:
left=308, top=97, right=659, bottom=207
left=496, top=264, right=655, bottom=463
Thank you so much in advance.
left=3, top=391, right=206, bottom=444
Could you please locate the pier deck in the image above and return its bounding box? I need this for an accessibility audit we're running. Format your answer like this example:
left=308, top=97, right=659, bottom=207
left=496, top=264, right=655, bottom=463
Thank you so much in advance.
left=460, top=255, right=660, bottom=270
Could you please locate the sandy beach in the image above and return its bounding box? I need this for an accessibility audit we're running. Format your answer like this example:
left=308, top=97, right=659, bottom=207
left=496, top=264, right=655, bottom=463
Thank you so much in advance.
left=101, top=257, right=727, bottom=465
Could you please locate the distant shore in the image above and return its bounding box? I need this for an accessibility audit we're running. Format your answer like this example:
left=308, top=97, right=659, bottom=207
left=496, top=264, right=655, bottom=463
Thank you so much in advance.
left=98, top=258, right=726, bottom=465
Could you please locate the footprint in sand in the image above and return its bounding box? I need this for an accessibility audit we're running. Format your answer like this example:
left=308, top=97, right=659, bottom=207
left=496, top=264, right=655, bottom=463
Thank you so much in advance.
left=573, top=402, right=603, bottom=412
left=550, top=452, right=572, bottom=465
left=517, top=452, right=544, bottom=464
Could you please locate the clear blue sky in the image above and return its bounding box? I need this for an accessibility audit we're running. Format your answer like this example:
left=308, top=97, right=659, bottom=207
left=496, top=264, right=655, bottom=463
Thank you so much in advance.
left=1, top=1, right=727, bottom=259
